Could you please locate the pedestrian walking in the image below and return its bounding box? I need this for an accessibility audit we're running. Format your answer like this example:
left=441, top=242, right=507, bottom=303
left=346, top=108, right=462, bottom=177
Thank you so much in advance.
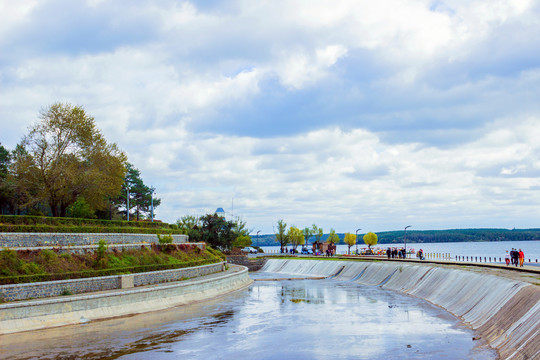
left=511, top=248, right=519, bottom=267
left=519, top=249, right=524, bottom=267
left=504, top=250, right=510, bottom=266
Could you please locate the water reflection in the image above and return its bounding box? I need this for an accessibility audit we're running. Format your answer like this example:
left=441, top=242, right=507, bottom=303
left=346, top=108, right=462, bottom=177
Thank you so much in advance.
left=0, top=276, right=496, bottom=360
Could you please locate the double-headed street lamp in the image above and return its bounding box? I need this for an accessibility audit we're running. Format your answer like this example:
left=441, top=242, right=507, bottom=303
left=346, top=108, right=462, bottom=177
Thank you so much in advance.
left=355, top=228, right=362, bottom=254
left=404, top=225, right=411, bottom=258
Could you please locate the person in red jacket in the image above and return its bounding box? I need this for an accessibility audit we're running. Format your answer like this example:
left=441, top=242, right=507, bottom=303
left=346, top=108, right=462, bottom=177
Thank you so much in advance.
left=518, top=249, right=525, bottom=267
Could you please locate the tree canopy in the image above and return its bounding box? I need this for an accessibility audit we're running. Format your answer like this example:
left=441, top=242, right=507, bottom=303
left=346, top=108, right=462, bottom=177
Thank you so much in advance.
left=302, top=226, right=313, bottom=247
left=363, top=232, right=378, bottom=249
left=312, top=224, right=323, bottom=244
left=12, top=103, right=127, bottom=217
left=275, top=219, right=289, bottom=250
left=0, top=104, right=162, bottom=220
left=344, top=232, right=356, bottom=254
left=0, top=143, right=13, bottom=214
left=327, top=228, right=339, bottom=244
left=288, top=226, right=304, bottom=250
left=116, top=163, right=161, bottom=221
left=199, top=213, right=235, bottom=251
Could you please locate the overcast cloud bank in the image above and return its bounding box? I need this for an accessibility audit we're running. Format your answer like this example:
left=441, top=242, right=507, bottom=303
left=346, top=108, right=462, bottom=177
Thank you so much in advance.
left=1, top=0, right=539, bottom=234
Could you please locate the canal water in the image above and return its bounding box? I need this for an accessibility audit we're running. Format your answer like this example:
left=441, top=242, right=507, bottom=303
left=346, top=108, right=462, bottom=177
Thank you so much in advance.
left=0, top=273, right=496, bottom=359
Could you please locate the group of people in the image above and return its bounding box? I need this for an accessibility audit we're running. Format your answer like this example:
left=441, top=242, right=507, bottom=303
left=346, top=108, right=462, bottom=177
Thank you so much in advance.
left=505, top=248, right=525, bottom=267
left=386, top=247, right=408, bottom=259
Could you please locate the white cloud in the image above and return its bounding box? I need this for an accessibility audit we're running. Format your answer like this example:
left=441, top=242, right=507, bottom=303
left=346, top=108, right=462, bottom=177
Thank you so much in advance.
left=0, top=0, right=37, bottom=41
left=272, top=45, right=348, bottom=90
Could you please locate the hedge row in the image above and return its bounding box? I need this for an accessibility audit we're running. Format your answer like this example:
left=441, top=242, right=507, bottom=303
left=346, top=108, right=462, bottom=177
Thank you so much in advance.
left=0, top=224, right=186, bottom=235
left=0, top=215, right=179, bottom=230
left=0, top=258, right=221, bottom=285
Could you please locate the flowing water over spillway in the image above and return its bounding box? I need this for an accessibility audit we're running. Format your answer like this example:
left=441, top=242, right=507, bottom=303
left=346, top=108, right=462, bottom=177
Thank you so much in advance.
left=0, top=263, right=500, bottom=359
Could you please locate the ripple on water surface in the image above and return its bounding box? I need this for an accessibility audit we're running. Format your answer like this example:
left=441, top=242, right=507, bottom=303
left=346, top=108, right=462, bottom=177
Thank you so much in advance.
left=0, top=273, right=497, bottom=360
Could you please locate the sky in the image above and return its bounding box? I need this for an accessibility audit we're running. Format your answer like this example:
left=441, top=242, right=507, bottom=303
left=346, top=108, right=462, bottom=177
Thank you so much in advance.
left=1, top=0, right=540, bottom=235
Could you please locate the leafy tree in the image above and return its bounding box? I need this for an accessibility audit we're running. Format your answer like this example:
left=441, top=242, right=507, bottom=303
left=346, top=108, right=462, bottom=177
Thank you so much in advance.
left=344, top=232, right=356, bottom=255
left=176, top=214, right=202, bottom=242
left=116, top=163, right=160, bottom=221
left=199, top=213, right=235, bottom=251
left=327, top=228, right=339, bottom=244
left=312, top=224, right=323, bottom=244
left=177, top=215, right=201, bottom=230
left=302, top=227, right=313, bottom=248
left=232, top=216, right=251, bottom=237
left=231, top=216, right=252, bottom=248
left=0, top=143, right=14, bottom=214
left=275, top=219, right=288, bottom=251
left=288, top=226, right=304, bottom=251
left=363, top=232, right=378, bottom=251
left=67, top=197, right=96, bottom=219
left=232, top=234, right=252, bottom=248
left=12, top=103, right=126, bottom=217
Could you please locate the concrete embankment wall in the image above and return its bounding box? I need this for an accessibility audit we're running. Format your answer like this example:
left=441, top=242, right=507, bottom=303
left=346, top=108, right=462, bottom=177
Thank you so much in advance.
left=0, top=262, right=225, bottom=302
left=262, top=259, right=539, bottom=360
left=0, top=264, right=252, bottom=335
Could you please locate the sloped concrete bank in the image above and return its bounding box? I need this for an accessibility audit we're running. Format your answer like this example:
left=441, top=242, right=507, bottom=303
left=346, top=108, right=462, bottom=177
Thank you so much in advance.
left=262, top=259, right=539, bottom=360
left=0, top=264, right=252, bottom=335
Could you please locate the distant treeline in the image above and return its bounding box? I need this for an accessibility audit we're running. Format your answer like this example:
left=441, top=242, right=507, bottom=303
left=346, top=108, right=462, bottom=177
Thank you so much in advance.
left=253, top=228, right=540, bottom=247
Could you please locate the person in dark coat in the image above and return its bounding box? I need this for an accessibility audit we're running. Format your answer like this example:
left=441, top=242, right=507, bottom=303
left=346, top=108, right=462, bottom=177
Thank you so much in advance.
left=511, top=249, right=519, bottom=266
left=387, top=248, right=391, bottom=259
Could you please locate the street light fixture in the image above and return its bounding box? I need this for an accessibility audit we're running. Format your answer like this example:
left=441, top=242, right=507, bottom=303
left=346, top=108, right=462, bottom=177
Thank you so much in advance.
left=355, top=228, right=362, bottom=255
left=150, top=186, right=156, bottom=222
left=256, top=230, right=260, bottom=247
left=404, top=225, right=411, bottom=258
left=126, top=187, right=130, bottom=222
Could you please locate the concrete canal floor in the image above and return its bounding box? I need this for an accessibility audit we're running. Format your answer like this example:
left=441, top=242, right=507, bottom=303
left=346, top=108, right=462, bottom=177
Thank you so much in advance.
left=0, top=270, right=497, bottom=360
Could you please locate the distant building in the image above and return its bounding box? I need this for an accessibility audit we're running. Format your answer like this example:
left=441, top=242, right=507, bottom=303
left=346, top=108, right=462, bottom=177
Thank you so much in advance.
left=313, top=241, right=336, bottom=255
left=215, top=208, right=226, bottom=217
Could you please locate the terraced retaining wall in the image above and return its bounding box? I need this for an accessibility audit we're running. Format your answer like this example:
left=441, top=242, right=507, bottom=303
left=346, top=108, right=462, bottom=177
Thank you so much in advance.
left=0, top=233, right=188, bottom=248
left=262, top=259, right=539, bottom=360
left=0, top=262, right=225, bottom=302
left=0, top=264, right=251, bottom=334
left=226, top=255, right=267, bottom=271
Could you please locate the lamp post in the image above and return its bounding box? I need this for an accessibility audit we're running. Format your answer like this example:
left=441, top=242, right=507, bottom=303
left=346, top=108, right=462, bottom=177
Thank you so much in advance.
left=355, top=228, right=362, bottom=255
left=126, top=187, right=130, bottom=222
left=150, top=186, right=155, bottom=222
left=404, top=225, right=411, bottom=258
left=256, top=230, right=260, bottom=247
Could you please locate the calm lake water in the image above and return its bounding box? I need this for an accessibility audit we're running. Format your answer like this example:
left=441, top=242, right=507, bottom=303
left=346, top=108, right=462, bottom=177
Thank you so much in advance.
left=0, top=274, right=496, bottom=360
left=262, top=240, right=540, bottom=262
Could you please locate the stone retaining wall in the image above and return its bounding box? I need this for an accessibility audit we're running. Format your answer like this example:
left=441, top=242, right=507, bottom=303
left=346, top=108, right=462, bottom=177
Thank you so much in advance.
left=20, top=242, right=206, bottom=255
left=0, top=262, right=225, bottom=302
left=0, top=233, right=188, bottom=248
left=0, top=265, right=252, bottom=334
left=226, top=255, right=267, bottom=271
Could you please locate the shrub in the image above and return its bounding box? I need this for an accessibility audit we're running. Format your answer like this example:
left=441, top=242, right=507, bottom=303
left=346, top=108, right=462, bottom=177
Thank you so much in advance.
left=95, top=240, right=108, bottom=268
left=39, top=249, right=58, bottom=263
left=61, top=288, right=73, bottom=296
left=157, top=234, right=174, bottom=245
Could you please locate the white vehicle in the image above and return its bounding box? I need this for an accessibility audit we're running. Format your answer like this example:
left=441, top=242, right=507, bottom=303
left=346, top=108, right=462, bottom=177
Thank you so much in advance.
left=242, top=247, right=258, bottom=254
